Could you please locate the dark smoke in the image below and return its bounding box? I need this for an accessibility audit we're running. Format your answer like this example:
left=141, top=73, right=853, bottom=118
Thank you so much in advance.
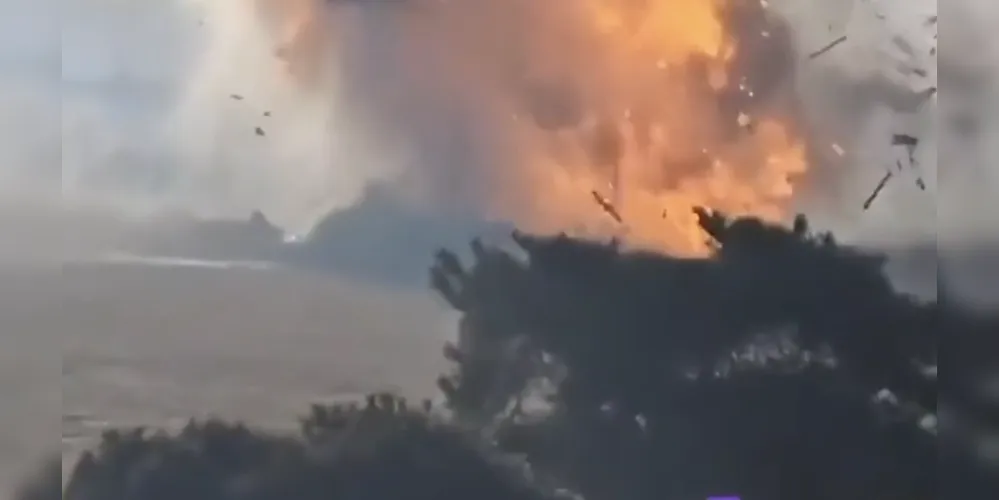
left=38, top=210, right=999, bottom=498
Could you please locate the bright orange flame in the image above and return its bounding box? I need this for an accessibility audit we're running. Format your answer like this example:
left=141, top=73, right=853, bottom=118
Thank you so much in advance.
left=255, top=0, right=809, bottom=256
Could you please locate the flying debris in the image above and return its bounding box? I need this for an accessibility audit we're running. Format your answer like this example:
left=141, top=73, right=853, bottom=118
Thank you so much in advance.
left=889, top=133, right=928, bottom=189
left=891, top=134, right=918, bottom=148
left=230, top=94, right=244, bottom=100
left=807, top=35, right=847, bottom=60
left=255, top=127, right=266, bottom=137
left=863, top=171, right=893, bottom=211
left=263, top=111, right=271, bottom=117
left=831, top=143, right=846, bottom=157
left=591, top=190, right=623, bottom=223
left=892, top=134, right=919, bottom=165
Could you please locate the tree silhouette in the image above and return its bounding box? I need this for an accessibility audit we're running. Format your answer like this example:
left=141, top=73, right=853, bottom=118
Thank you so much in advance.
left=429, top=208, right=959, bottom=500
left=59, top=395, right=549, bottom=500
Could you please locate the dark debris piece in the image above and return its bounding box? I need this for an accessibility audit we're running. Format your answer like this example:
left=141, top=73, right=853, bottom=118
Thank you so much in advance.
left=230, top=94, right=244, bottom=100
left=892, top=134, right=919, bottom=166
left=255, top=127, right=266, bottom=136
left=863, top=171, right=893, bottom=211
left=808, top=35, right=848, bottom=60
left=892, top=134, right=918, bottom=147
left=591, top=190, right=623, bottom=223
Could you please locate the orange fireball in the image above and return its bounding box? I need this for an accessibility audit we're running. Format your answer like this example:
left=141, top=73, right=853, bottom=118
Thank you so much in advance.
left=254, top=0, right=809, bottom=255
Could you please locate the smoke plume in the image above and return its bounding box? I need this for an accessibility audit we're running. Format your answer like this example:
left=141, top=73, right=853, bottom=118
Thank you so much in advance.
left=4, top=0, right=956, bottom=249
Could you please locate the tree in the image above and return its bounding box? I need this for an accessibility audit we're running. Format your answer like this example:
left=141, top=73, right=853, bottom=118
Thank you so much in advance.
left=60, top=395, right=549, bottom=500
left=430, top=208, right=958, bottom=500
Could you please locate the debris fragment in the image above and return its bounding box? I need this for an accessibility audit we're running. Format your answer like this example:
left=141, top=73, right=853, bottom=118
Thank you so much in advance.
left=591, top=190, right=623, bottom=223
left=888, top=158, right=927, bottom=192
left=925, top=15, right=937, bottom=26
left=230, top=94, right=244, bottom=100
left=891, top=134, right=918, bottom=147
left=891, top=133, right=919, bottom=166
left=831, top=143, right=845, bottom=157
left=255, top=127, right=266, bottom=136
left=863, top=171, right=893, bottom=211
left=263, top=111, right=271, bottom=117
left=808, top=35, right=847, bottom=60
left=737, top=112, right=754, bottom=132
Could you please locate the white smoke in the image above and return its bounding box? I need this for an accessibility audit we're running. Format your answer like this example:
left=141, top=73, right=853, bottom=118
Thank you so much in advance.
left=163, top=0, right=399, bottom=233
left=1, top=0, right=398, bottom=233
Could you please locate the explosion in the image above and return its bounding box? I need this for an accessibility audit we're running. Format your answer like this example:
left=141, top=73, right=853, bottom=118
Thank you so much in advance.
left=254, top=0, right=809, bottom=255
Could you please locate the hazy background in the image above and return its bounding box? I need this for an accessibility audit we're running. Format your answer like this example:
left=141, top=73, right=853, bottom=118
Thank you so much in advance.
left=0, top=0, right=989, bottom=491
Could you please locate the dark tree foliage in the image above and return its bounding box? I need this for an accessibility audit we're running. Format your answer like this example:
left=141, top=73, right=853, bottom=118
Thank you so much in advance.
left=57, top=395, right=548, bottom=500
left=427, top=208, right=989, bottom=500
left=26, top=209, right=999, bottom=499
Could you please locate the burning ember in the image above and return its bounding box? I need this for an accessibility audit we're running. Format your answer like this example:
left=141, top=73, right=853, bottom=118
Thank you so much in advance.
left=253, top=0, right=809, bottom=255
